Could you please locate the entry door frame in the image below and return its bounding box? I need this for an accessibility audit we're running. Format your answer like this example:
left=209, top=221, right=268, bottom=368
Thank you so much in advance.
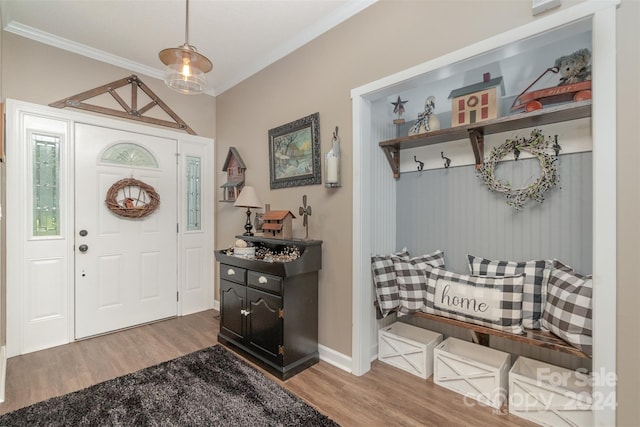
left=5, top=99, right=215, bottom=357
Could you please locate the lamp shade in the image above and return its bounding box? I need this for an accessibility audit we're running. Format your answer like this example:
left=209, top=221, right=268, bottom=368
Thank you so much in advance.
left=158, top=0, right=213, bottom=95
left=234, top=186, right=262, bottom=209
left=159, top=44, right=212, bottom=95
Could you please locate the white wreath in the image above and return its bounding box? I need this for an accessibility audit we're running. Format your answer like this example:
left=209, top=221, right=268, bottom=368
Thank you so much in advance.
left=478, top=130, right=559, bottom=210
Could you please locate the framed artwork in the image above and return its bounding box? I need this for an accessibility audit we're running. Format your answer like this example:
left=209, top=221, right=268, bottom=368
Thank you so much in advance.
left=269, top=112, right=321, bottom=189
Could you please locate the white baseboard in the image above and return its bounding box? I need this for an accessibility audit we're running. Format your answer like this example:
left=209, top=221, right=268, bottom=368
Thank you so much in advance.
left=0, top=345, right=6, bottom=403
left=370, top=342, right=379, bottom=363
left=318, top=344, right=352, bottom=373
left=212, top=299, right=220, bottom=311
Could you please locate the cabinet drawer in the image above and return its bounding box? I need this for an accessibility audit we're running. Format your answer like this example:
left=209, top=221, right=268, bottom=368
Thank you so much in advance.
left=220, top=264, right=246, bottom=284
left=248, top=271, right=282, bottom=295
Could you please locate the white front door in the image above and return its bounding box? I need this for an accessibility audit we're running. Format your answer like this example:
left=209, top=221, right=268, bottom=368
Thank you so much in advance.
left=7, top=100, right=214, bottom=357
left=74, top=123, right=178, bottom=339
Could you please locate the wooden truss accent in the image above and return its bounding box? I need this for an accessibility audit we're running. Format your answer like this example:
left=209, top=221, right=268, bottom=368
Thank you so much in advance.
left=49, top=75, right=196, bottom=135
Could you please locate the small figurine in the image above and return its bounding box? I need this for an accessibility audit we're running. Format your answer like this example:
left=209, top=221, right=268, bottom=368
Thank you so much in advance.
left=408, top=96, right=440, bottom=135
left=554, top=48, right=592, bottom=86
left=391, top=96, right=408, bottom=124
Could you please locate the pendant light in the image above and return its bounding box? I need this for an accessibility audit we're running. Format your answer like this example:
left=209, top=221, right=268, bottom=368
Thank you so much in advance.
left=159, top=0, right=212, bottom=95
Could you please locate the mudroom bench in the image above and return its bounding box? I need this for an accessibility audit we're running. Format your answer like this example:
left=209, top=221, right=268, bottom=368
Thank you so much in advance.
left=412, top=311, right=590, bottom=359
left=374, top=303, right=590, bottom=359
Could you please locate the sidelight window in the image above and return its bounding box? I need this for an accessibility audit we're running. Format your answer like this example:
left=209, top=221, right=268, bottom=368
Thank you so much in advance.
left=32, top=133, right=61, bottom=237
left=186, top=156, right=202, bottom=231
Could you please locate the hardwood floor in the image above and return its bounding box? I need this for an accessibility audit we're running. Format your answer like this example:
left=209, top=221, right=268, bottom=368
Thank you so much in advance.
left=0, top=310, right=534, bottom=426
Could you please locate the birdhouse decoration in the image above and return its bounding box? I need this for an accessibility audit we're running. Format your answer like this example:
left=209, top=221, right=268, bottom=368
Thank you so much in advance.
left=261, top=206, right=296, bottom=240
left=220, top=147, right=246, bottom=202
left=449, top=72, right=505, bottom=127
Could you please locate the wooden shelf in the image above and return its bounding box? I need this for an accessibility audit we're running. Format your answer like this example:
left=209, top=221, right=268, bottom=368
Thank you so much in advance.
left=374, top=301, right=589, bottom=359
left=413, top=311, right=590, bottom=359
left=379, top=100, right=592, bottom=178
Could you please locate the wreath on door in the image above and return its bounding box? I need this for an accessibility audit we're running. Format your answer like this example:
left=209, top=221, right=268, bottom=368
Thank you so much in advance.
left=105, top=177, right=160, bottom=219
left=478, top=129, right=559, bottom=210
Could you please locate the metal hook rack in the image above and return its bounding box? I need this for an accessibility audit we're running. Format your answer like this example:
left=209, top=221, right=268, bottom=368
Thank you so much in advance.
left=553, top=135, right=562, bottom=157
left=441, top=152, right=451, bottom=169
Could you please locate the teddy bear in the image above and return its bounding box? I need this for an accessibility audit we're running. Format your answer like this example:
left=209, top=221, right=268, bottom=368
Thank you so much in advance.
left=554, top=48, right=592, bottom=86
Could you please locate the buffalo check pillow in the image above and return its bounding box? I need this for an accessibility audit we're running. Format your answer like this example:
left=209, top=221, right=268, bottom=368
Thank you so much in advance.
left=467, top=255, right=551, bottom=330
left=542, top=260, right=592, bottom=356
left=371, top=249, right=410, bottom=317
left=424, top=264, right=525, bottom=335
left=392, top=251, right=446, bottom=315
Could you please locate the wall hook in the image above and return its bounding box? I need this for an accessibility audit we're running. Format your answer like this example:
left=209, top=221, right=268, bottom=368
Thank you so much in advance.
left=553, top=135, right=562, bottom=157
left=441, top=152, right=451, bottom=169
left=414, top=156, right=424, bottom=172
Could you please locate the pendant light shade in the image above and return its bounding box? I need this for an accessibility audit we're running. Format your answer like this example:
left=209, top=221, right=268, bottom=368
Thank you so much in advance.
left=159, top=0, right=212, bottom=95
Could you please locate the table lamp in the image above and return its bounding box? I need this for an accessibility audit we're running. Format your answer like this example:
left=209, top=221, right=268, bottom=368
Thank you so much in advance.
left=233, top=186, right=262, bottom=236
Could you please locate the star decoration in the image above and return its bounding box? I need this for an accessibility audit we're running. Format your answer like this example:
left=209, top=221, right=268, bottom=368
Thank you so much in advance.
left=391, top=96, right=408, bottom=116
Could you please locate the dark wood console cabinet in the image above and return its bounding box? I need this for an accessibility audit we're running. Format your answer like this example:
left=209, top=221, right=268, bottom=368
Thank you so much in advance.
left=214, top=236, right=322, bottom=380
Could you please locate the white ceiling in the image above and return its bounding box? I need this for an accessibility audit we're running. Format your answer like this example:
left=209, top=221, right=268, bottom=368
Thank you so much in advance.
left=1, top=0, right=376, bottom=96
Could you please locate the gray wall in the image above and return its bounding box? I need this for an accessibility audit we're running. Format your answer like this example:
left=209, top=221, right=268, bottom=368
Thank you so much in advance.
left=396, top=152, right=592, bottom=274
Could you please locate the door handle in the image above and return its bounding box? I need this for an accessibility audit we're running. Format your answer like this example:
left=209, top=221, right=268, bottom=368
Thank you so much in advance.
left=240, top=309, right=250, bottom=316
left=227, top=268, right=235, bottom=276
left=78, top=244, right=89, bottom=253
left=258, top=276, right=268, bottom=284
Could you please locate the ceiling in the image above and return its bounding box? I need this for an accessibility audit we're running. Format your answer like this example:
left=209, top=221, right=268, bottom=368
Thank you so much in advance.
left=0, top=0, right=376, bottom=96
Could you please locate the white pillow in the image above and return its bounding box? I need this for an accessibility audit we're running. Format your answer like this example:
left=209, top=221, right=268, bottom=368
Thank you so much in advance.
left=424, top=265, right=525, bottom=335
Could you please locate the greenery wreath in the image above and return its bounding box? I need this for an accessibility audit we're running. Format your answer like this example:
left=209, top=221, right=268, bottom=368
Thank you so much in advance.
left=105, top=177, right=160, bottom=219
left=478, top=129, right=559, bottom=210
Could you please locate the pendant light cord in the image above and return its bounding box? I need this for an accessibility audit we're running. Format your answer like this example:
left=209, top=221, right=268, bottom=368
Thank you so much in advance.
left=185, top=0, right=190, bottom=46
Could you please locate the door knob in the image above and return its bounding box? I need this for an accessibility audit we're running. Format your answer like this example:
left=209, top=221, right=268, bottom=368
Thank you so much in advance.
left=78, top=244, right=89, bottom=253
left=79, top=229, right=88, bottom=237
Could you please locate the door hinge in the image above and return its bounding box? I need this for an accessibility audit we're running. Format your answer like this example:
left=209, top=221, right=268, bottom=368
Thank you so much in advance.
left=177, top=291, right=179, bottom=302
left=177, top=223, right=179, bottom=233
left=278, top=345, right=285, bottom=356
left=278, top=308, right=284, bottom=319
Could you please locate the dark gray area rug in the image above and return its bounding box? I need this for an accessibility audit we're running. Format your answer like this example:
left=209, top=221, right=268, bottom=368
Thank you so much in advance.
left=0, top=345, right=339, bottom=426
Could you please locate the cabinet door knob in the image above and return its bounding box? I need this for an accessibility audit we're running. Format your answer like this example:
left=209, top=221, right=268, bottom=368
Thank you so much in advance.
left=258, top=276, right=268, bottom=284
left=227, top=268, right=235, bottom=276
left=240, top=309, right=250, bottom=316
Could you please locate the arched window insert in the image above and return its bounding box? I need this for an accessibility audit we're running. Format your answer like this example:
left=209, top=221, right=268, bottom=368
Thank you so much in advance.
left=100, top=142, right=159, bottom=168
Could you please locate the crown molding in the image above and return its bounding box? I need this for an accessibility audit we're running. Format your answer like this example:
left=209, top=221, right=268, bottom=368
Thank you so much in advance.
left=213, top=0, right=378, bottom=94
left=4, top=21, right=165, bottom=81
left=5, top=0, right=377, bottom=96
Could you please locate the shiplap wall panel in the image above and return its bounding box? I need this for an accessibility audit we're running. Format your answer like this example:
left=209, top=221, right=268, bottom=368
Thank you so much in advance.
left=370, top=102, right=401, bottom=359
left=396, top=152, right=593, bottom=274
left=395, top=152, right=592, bottom=369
